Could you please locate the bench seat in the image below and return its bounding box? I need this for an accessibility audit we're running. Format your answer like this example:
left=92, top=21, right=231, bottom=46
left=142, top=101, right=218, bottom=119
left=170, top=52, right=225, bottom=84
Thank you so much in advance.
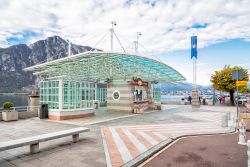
left=0, top=127, right=89, bottom=153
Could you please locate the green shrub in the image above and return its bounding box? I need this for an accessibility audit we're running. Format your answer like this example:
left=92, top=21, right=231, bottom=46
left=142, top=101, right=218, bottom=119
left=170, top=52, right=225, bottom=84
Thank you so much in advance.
left=3, top=102, right=14, bottom=109
left=3, top=110, right=12, bottom=112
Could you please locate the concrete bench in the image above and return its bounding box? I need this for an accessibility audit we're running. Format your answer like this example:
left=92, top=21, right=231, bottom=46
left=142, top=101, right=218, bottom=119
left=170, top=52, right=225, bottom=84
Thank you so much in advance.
left=0, top=127, right=89, bottom=154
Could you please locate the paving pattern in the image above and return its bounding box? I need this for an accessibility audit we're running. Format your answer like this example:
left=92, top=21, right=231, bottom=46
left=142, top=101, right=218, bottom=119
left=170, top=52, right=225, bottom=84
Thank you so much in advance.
left=102, top=111, right=232, bottom=167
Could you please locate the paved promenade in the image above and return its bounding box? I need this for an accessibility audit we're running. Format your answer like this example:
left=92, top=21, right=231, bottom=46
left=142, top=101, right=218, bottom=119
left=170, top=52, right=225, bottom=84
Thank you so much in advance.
left=0, top=105, right=236, bottom=167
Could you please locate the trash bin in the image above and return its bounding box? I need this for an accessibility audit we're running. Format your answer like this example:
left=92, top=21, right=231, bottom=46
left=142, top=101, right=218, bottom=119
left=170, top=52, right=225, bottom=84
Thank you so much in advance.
left=202, top=99, right=206, bottom=105
left=94, top=101, right=98, bottom=109
left=39, top=104, right=48, bottom=119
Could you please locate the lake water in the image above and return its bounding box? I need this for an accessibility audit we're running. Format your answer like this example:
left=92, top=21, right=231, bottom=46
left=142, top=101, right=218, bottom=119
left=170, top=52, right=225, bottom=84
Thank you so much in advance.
left=0, top=94, right=28, bottom=107
left=0, top=94, right=184, bottom=107
left=161, top=95, right=185, bottom=101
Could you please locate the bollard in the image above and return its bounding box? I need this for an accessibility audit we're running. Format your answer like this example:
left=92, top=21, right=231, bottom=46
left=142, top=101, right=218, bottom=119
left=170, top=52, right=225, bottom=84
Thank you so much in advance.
left=247, top=140, right=250, bottom=167
left=221, top=113, right=228, bottom=127
left=238, top=119, right=247, bottom=145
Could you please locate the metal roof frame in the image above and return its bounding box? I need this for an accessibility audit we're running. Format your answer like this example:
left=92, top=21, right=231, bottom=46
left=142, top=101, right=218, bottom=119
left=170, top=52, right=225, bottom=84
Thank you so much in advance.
left=24, top=51, right=186, bottom=83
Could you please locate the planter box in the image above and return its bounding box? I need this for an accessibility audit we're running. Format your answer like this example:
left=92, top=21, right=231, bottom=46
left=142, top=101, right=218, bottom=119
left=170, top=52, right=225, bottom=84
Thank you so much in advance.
left=207, top=101, right=213, bottom=106
left=2, top=111, right=18, bottom=121
left=180, top=100, right=186, bottom=105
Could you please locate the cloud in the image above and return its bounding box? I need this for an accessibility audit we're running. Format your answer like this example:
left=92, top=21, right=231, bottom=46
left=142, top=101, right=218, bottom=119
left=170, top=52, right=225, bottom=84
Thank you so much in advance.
left=0, top=0, right=250, bottom=85
left=0, top=0, right=249, bottom=51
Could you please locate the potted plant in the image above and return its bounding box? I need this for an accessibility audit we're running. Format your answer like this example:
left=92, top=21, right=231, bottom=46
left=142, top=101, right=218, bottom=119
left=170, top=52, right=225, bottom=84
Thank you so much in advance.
left=2, top=102, right=18, bottom=121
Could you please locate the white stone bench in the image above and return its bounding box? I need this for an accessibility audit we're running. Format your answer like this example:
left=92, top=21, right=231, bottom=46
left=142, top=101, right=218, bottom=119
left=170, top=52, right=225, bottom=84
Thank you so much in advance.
left=0, top=127, right=89, bottom=154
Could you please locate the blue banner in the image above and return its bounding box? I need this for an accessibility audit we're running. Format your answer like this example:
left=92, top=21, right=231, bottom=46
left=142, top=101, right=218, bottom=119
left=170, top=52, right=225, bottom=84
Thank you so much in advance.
left=191, top=36, right=197, bottom=59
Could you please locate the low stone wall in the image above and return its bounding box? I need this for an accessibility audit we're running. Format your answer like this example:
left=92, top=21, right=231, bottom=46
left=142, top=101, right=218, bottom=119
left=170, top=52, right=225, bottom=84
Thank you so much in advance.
left=18, top=111, right=38, bottom=119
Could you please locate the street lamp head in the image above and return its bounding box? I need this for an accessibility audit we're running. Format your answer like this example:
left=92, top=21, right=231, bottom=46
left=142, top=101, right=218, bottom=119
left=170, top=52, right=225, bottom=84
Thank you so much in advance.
left=137, top=32, right=142, bottom=36
left=111, top=21, right=117, bottom=26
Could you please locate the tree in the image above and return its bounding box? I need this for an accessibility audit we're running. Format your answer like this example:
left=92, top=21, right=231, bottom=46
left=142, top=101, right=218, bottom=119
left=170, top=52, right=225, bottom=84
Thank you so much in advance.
left=239, top=87, right=250, bottom=94
left=210, top=65, right=249, bottom=105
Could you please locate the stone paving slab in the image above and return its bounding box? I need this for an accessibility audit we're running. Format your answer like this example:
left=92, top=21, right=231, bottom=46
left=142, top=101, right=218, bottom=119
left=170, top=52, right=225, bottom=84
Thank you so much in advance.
left=0, top=119, right=106, bottom=167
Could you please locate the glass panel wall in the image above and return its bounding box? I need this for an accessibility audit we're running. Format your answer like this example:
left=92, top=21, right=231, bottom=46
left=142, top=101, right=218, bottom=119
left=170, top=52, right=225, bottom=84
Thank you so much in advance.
left=80, top=82, right=96, bottom=108
left=97, top=88, right=107, bottom=104
left=153, top=88, right=161, bottom=102
left=40, top=81, right=59, bottom=109
left=40, top=80, right=96, bottom=110
left=62, top=81, right=96, bottom=109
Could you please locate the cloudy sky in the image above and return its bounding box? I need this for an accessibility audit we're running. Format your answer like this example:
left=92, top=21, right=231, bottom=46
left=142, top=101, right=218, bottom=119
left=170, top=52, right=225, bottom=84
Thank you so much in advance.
left=0, top=0, right=250, bottom=85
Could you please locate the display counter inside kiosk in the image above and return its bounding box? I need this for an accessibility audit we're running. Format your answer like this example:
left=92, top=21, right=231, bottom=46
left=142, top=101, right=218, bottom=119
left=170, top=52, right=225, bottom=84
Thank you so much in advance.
left=130, top=79, right=152, bottom=113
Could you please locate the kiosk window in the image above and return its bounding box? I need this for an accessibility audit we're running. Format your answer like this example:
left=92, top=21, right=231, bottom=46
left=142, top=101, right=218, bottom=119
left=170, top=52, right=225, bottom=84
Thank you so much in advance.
left=133, top=86, right=148, bottom=101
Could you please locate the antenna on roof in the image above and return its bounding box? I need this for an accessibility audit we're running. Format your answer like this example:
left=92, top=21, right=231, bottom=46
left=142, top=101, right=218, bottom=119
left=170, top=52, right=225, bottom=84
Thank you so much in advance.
left=67, top=39, right=71, bottom=56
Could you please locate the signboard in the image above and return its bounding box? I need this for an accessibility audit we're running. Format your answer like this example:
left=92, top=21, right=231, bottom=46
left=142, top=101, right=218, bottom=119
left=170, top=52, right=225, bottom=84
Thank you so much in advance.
left=130, top=78, right=148, bottom=86
left=236, top=81, right=247, bottom=87
left=112, top=90, right=120, bottom=100
left=232, top=70, right=243, bottom=80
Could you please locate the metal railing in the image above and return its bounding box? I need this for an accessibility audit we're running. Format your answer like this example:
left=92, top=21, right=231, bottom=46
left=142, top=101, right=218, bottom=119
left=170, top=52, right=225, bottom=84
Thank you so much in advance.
left=0, top=106, right=40, bottom=112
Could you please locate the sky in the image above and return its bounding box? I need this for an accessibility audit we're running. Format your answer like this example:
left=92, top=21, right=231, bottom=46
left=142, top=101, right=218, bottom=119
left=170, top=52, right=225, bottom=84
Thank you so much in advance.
left=0, top=0, right=250, bottom=85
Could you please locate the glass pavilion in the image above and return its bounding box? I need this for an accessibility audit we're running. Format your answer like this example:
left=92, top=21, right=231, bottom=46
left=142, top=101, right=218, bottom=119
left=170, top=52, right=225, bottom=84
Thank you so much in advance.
left=24, top=51, right=185, bottom=120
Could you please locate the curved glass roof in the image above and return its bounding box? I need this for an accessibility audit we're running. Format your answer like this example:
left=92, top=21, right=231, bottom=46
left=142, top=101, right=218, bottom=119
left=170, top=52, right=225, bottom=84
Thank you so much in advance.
left=24, top=51, right=186, bottom=83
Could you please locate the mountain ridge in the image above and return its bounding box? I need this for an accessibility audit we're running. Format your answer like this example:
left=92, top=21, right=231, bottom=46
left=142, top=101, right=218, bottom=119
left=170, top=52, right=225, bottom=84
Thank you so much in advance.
left=0, top=36, right=95, bottom=92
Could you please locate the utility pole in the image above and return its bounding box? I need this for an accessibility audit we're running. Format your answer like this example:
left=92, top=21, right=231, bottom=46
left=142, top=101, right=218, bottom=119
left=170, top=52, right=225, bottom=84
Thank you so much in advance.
left=236, top=72, right=239, bottom=120
left=110, top=21, right=117, bottom=52
left=232, top=69, right=243, bottom=120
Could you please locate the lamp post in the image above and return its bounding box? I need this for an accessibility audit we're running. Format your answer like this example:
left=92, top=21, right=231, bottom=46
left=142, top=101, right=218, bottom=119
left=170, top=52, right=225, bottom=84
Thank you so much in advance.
left=110, top=21, right=117, bottom=52
left=67, top=39, right=71, bottom=56
left=134, top=32, right=141, bottom=54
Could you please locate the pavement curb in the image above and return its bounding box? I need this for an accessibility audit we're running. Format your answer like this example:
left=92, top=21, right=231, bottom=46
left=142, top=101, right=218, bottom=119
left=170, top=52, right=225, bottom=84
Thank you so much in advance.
left=122, top=138, right=173, bottom=167
left=45, top=110, right=160, bottom=127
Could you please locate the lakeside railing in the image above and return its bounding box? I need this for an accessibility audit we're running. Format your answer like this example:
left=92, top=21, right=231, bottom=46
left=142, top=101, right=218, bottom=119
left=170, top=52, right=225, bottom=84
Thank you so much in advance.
left=0, top=106, right=40, bottom=112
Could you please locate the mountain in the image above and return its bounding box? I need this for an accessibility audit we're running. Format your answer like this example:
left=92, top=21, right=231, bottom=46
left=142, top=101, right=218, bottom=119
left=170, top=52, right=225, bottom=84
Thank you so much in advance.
left=160, top=82, right=203, bottom=91
left=0, top=36, right=96, bottom=92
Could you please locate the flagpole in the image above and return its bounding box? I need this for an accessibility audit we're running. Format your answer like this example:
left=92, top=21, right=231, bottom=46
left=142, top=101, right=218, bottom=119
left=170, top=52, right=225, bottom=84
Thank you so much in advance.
left=195, top=58, right=196, bottom=87
left=191, top=35, right=200, bottom=108
left=193, top=57, right=195, bottom=85
left=193, top=57, right=196, bottom=89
